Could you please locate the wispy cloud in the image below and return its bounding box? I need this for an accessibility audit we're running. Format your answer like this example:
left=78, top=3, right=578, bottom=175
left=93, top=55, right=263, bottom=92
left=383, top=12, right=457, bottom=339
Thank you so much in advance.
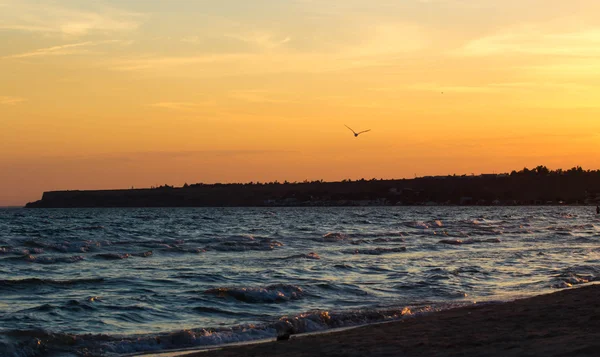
left=108, top=52, right=404, bottom=77
left=106, top=18, right=431, bottom=77
left=2, top=40, right=131, bottom=59
left=149, top=102, right=208, bottom=111
left=226, top=32, right=291, bottom=50
left=409, top=83, right=498, bottom=93
left=0, top=96, right=26, bottom=105
left=455, top=27, right=600, bottom=57
left=0, top=1, right=144, bottom=36
left=350, top=23, right=430, bottom=56
left=111, top=54, right=247, bottom=72
left=407, top=80, right=598, bottom=95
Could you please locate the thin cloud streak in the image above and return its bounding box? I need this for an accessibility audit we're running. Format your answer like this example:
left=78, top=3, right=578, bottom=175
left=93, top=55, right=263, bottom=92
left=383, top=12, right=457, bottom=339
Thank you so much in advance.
left=149, top=102, right=210, bottom=112
left=0, top=96, right=26, bottom=105
left=455, top=27, right=600, bottom=57
left=106, top=20, right=431, bottom=76
left=2, top=40, right=133, bottom=59
left=0, top=1, right=145, bottom=36
left=107, top=50, right=419, bottom=76
left=111, top=54, right=248, bottom=72
left=225, top=32, right=292, bottom=50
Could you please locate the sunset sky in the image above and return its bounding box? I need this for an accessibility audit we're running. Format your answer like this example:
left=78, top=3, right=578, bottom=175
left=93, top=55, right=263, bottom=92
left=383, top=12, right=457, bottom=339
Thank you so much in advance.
left=2, top=0, right=600, bottom=205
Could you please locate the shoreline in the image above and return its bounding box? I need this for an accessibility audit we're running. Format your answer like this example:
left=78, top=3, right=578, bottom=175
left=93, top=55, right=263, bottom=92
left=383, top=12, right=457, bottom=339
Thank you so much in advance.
left=16, top=204, right=600, bottom=209
left=166, top=284, right=600, bottom=357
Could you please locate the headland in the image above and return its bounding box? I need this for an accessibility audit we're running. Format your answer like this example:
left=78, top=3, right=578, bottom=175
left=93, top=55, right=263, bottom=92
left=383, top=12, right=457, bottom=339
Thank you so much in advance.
left=26, top=166, right=600, bottom=208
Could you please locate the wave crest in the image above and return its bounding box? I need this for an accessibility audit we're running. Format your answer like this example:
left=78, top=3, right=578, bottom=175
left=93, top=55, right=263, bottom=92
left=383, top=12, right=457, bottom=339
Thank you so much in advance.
left=204, top=284, right=304, bottom=303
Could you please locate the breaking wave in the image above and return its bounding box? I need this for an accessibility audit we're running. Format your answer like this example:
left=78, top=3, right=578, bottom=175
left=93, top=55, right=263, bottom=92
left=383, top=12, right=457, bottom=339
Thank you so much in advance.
left=204, top=284, right=304, bottom=303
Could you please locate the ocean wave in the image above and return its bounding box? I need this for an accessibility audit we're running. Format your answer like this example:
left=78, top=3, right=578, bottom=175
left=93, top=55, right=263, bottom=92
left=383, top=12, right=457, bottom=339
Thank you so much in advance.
left=0, top=247, right=44, bottom=255
left=192, top=306, right=242, bottom=315
left=439, top=231, right=470, bottom=238
left=0, top=278, right=104, bottom=291
left=20, top=254, right=85, bottom=264
left=333, top=263, right=354, bottom=270
left=0, top=304, right=426, bottom=356
left=321, top=232, right=348, bottom=242
left=371, top=237, right=406, bottom=243
left=343, top=247, right=407, bottom=255
left=347, top=231, right=406, bottom=239
left=133, top=251, right=154, bottom=257
left=204, top=284, right=304, bottom=303
left=438, top=238, right=501, bottom=245
left=16, top=303, right=57, bottom=314
left=551, top=266, right=600, bottom=289
left=0, top=278, right=104, bottom=288
left=63, top=299, right=96, bottom=312
left=207, top=236, right=283, bottom=252
left=161, top=246, right=206, bottom=254
left=94, top=253, right=132, bottom=260
left=404, top=221, right=430, bottom=229
left=318, top=233, right=366, bottom=245
left=23, top=240, right=101, bottom=253
left=94, top=251, right=153, bottom=260
left=74, top=225, right=105, bottom=231
left=282, top=252, right=320, bottom=260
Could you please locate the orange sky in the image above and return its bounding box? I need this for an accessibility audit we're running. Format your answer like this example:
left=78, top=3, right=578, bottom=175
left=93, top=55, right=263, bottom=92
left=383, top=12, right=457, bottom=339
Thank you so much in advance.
left=1, top=0, right=600, bottom=206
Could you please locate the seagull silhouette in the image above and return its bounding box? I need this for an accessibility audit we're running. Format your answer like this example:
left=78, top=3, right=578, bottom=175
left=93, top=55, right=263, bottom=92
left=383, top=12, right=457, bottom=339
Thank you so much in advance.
left=345, top=125, right=371, bottom=137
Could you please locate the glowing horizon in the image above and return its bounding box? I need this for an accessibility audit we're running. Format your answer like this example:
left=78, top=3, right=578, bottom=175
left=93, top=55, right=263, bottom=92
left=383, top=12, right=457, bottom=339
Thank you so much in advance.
left=2, top=0, right=600, bottom=205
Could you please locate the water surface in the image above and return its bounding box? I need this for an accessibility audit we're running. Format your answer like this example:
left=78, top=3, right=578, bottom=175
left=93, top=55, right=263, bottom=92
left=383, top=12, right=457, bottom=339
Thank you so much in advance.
left=1, top=207, right=599, bottom=356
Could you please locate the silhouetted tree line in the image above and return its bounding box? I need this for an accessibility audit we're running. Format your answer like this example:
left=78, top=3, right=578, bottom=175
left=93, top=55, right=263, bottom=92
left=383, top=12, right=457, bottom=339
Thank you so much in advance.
left=26, top=166, right=600, bottom=208
left=509, top=165, right=594, bottom=176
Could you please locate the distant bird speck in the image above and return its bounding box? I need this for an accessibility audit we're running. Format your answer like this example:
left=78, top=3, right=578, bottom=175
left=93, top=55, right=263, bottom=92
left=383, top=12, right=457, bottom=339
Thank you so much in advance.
left=345, top=125, right=371, bottom=138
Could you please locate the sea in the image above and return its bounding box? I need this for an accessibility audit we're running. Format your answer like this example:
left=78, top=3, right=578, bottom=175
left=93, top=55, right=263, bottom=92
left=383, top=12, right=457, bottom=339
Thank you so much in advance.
left=1, top=206, right=599, bottom=356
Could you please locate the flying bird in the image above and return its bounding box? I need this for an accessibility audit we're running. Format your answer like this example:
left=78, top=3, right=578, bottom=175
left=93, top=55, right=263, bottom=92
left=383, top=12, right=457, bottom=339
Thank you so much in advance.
left=345, top=125, right=371, bottom=137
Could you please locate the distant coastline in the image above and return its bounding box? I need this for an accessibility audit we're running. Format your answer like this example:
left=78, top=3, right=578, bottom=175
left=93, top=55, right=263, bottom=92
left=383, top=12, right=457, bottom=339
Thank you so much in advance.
left=25, top=166, right=600, bottom=208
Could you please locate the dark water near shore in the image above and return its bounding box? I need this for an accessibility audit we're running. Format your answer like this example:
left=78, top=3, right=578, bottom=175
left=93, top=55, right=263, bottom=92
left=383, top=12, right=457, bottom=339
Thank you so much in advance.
left=1, top=207, right=599, bottom=356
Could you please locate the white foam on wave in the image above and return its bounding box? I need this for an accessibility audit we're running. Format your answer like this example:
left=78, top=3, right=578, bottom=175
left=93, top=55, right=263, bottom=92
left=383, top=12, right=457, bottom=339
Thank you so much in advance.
left=551, top=266, right=600, bottom=289
left=204, top=284, right=304, bottom=303
left=2, top=304, right=432, bottom=356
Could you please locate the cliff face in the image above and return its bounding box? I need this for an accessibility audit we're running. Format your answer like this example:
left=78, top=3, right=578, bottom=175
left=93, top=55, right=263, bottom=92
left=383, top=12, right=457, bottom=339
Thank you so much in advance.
left=25, top=173, right=600, bottom=208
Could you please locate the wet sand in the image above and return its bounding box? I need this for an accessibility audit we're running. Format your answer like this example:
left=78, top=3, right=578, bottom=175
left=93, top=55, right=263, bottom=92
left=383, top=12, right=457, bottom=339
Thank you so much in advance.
left=177, top=284, right=600, bottom=357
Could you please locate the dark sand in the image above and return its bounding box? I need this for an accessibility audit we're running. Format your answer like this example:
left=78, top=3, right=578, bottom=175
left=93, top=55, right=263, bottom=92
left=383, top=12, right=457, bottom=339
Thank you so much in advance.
left=178, top=285, right=600, bottom=357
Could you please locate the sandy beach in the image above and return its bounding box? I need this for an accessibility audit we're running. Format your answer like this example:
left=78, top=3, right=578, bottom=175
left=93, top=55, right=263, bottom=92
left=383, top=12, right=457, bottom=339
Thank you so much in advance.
left=175, top=284, right=600, bottom=357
